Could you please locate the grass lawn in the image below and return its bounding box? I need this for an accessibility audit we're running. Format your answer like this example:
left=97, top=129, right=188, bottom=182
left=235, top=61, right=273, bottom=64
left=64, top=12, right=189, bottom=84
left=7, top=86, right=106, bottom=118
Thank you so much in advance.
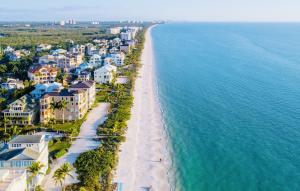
left=48, top=138, right=71, bottom=159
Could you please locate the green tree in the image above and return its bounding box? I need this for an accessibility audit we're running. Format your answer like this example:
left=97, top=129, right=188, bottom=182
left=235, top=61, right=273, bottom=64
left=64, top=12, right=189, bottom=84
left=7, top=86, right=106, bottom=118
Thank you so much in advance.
left=9, top=126, right=21, bottom=137
left=57, top=100, right=68, bottom=123
left=27, top=162, right=45, bottom=191
left=35, top=185, right=44, bottom=191
left=74, top=150, right=102, bottom=190
left=53, top=163, right=74, bottom=191
left=50, top=102, right=59, bottom=123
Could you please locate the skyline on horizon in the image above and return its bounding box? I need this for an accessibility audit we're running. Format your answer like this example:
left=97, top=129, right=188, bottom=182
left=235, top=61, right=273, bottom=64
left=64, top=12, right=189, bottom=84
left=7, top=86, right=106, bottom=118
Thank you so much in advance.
left=1, top=0, right=300, bottom=22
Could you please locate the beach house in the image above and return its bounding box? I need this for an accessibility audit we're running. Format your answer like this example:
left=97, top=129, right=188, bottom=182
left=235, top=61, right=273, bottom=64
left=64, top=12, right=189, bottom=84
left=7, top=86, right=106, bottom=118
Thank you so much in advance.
left=2, top=94, right=38, bottom=126
left=40, top=89, right=88, bottom=123
left=94, top=64, right=117, bottom=84
left=0, top=135, right=49, bottom=188
left=69, top=81, right=95, bottom=109
left=104, top=53, right=125, bottom=66
left=0, top=169, right=27, bottom=191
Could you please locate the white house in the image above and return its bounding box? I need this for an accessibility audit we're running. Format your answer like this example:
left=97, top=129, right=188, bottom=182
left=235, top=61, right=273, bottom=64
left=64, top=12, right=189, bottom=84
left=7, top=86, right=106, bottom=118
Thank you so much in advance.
left=0, top=135, right=49, bottom=188
left=77, top=71, right=91, bottom=81
left=94, top=64, right=117, bottom=84
left=0, top=169, right=27, bottom=191
left=3, top=46, right=14, bottom=54
left=51, top=49, right=67, bottom=56
left=36, top=44, right=52, bottom=52
left=89, top=54, right=102, bottom=68
left=104, top=53, right=125, bottom=66
left=0, top=78, right=24, bottom=90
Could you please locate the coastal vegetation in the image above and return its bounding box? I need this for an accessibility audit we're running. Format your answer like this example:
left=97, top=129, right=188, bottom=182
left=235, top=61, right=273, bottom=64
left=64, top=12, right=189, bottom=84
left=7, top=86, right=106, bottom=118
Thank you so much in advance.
left=0, top=25, right=113, bottom=47
left=27, top=161, right=45, bottom=190
left=69, top=28, right=147, bottom=191
left=53, top=162, right=74, bottom=191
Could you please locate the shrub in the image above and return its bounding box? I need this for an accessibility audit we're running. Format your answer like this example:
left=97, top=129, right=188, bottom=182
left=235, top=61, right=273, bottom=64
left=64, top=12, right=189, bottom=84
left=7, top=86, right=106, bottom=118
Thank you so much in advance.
left=54, top=149, right=67, bottom=159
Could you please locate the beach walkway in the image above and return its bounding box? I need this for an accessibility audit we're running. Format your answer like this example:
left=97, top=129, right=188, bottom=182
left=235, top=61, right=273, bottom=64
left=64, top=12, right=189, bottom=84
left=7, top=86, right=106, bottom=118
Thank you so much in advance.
left=42, top=103, right=109, bottom=191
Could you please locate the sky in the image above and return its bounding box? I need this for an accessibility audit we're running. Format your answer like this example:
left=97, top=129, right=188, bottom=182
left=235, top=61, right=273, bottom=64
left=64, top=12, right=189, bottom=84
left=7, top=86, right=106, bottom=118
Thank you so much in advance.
left=1, top=0, right=300, bottom=22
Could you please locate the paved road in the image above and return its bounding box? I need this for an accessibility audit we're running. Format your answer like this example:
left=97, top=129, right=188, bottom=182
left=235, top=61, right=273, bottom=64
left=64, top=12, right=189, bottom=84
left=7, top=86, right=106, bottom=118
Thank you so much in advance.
left=42, top=103, right=109, bottom=191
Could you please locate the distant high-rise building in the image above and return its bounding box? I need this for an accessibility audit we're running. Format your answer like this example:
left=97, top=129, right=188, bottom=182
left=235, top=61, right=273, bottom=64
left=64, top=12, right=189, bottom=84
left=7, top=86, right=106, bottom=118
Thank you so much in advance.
left=60, top=20, right=65, bottom=26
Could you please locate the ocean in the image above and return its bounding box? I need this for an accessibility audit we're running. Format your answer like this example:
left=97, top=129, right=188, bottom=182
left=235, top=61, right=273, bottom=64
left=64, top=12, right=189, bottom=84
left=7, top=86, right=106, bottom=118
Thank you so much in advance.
left=151, top=23, right=300, bottom=191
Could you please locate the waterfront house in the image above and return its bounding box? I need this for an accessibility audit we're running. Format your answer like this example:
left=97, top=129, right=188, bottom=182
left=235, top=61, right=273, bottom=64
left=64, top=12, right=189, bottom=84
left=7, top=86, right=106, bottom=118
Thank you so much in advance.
left=40, top=89, right=88, bottom=123
left=0, top=169, right=27, bottom=191
left=94, top=64, right=117, bottom=84
left=0, top=135, right=49, bottom=187
left=2, top=94, right=38, bottom=126
left=69, top=81, right=95, bottom=109
left=104, top=53, right=125, bottom=66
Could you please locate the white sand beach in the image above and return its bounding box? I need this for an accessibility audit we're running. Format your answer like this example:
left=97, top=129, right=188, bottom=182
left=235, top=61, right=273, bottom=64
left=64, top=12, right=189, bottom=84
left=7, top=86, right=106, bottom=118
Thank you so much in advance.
left=114, top=26, right=170, bottom=190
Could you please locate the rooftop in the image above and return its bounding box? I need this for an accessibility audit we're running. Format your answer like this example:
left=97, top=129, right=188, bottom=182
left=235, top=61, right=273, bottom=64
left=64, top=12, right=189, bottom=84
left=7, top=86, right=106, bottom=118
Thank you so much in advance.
left=0, top=147, right=40, bottom=161
left=70, top=81, right=94, bottom=89
left=9, top=135, right=43, bottom=144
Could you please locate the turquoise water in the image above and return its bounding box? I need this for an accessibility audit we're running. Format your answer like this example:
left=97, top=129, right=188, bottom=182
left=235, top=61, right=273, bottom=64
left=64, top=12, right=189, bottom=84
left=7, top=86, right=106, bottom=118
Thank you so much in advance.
left=152, top=23, right=300, bottom=191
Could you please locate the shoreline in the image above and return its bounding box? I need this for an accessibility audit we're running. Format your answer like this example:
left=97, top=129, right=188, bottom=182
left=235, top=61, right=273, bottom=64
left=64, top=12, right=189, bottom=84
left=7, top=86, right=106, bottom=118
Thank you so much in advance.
left=114, top=26, right=171, bottom=190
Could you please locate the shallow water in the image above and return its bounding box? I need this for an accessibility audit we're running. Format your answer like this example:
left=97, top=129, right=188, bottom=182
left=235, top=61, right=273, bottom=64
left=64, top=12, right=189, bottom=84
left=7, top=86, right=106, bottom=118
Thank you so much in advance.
left=152, top=23, right=300, bottom=191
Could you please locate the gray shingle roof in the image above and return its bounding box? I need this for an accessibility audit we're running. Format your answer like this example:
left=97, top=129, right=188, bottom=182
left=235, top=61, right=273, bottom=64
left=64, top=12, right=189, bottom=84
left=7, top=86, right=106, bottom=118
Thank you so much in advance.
left=70, top=81, right=94, bottom=89
left=0, top=147, right=40, bottom=161
left=0, top=148, right=24, bottom=160
left=9, top=135, right=43, bottom=144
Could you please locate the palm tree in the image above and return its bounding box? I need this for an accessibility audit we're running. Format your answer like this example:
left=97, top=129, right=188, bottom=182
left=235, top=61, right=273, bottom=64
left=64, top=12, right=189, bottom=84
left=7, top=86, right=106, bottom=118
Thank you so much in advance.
left=9, top=126, right=21, bottom=137
left=53, top=170, right=64, bottom=191
left=50, top=102, right=58, bottom=124
left=57, top=100, right=68, bottom=123
left=27, top=162, right=45, bottom=191
left=53, top=163, right=74, bottom=191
